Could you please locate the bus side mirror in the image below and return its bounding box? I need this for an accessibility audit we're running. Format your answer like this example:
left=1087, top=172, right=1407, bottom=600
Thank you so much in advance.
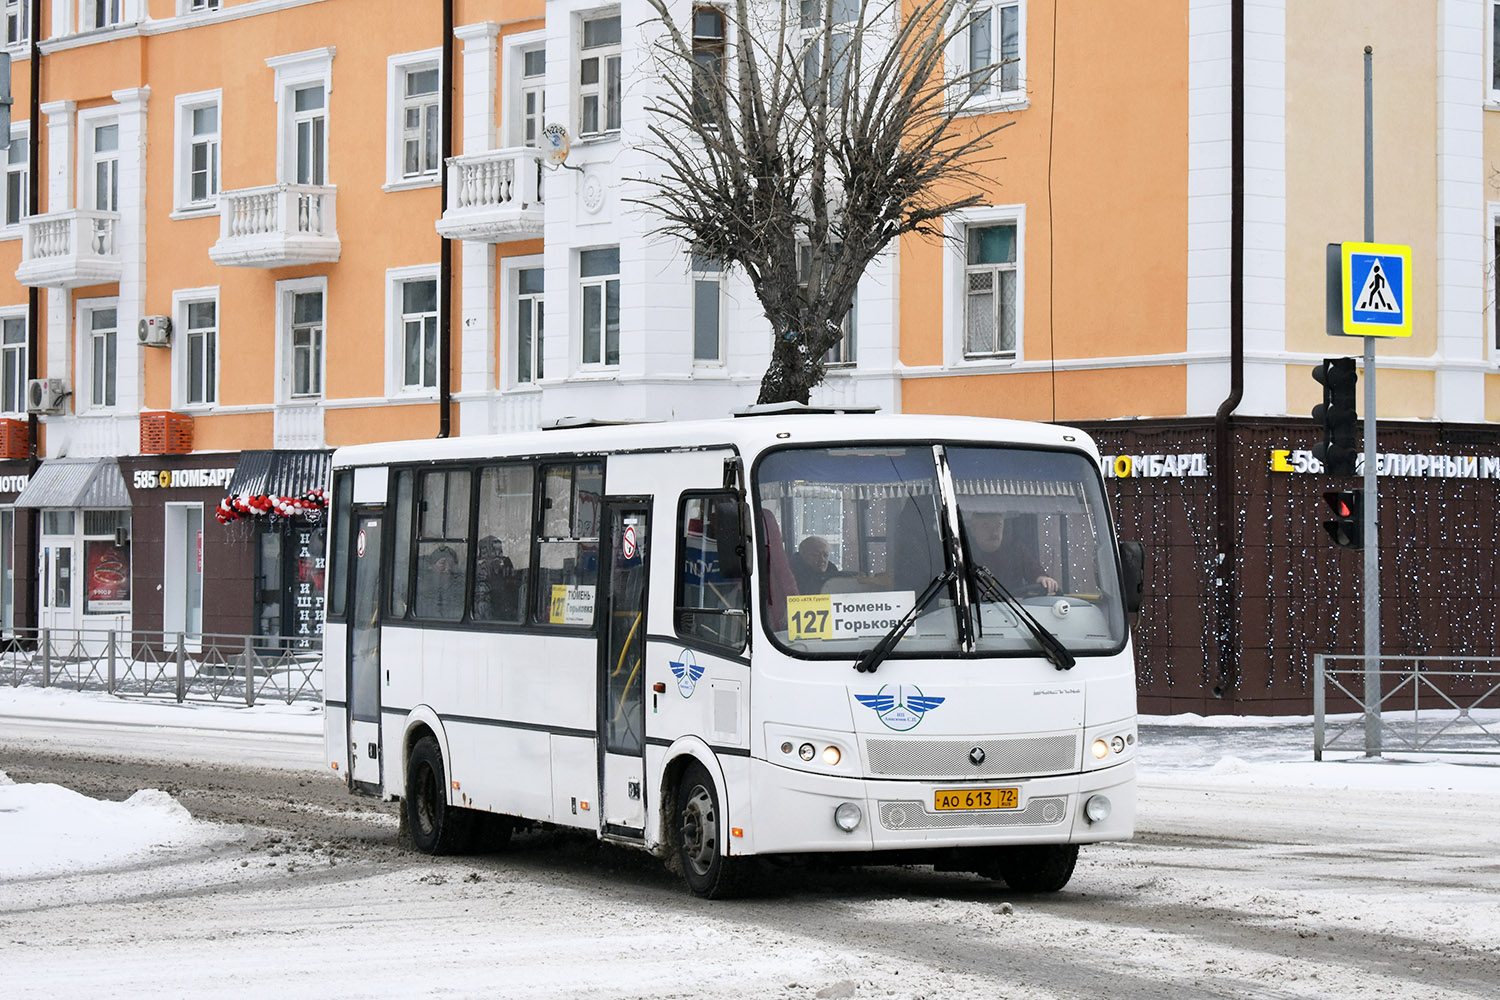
left=711, top=500, right=749, bottom=579
left=1118, top=540, right=1145, bottom=614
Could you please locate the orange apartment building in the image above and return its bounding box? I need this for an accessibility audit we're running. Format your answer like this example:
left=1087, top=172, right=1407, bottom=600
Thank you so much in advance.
left=0, top=0, right=1498, bottom=712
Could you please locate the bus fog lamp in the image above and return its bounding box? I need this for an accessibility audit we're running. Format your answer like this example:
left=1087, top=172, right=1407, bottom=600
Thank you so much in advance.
left=1091, top=739, right=1109, bottom=760
left=1084, top=794, right=1112, bottom=824
left=1111, top=736, right=1126, bottom=753
left=834, top=802, right=862, bottom=832
left=781, top=742, right=793, bottom=755
left=821, top=746, right=841, bottom=766
left=798, top=743, right=816, bottom=761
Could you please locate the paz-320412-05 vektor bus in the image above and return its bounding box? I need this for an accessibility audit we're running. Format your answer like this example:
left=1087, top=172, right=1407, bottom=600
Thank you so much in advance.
left=322, top=409, right=1144, bottom=897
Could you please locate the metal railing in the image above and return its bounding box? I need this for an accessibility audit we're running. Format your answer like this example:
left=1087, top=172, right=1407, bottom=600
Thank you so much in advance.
left=0, top=628, right=322, bottom=706
left=1313, top=654, right=1500, bottom=759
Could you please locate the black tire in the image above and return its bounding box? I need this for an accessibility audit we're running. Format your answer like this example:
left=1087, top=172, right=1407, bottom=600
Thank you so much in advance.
left=675, top=761, right=749, bottom=899
left=983, top=843, right=1079, bottom=892
left=405, top=736, right=472, bottom=855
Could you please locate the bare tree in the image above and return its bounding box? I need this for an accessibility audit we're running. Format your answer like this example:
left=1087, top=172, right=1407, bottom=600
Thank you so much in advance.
left=636, top=0, right=1012, bottom=404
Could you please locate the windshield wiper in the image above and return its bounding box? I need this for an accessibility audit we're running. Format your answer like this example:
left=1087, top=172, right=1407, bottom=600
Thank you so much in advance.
left=852, top=568, right=956, bottom=674
left=968, top=562, right=1076, bottom=671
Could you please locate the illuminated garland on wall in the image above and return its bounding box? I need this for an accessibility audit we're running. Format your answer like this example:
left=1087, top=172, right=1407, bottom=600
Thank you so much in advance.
left=215, top=488, right=328, bottom=525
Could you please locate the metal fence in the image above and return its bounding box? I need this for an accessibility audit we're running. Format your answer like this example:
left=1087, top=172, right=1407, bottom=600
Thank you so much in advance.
left=1313, top=654, right=1500, bottom=759
left=0, top=628, right=322, bottom=706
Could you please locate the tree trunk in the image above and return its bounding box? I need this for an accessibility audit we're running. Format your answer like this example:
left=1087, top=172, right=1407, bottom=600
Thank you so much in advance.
left=757, top=327, right=821, bottom=404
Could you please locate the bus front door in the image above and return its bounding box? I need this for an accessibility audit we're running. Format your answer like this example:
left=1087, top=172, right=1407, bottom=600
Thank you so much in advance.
left=347, top=512, right=384, bottom=790
left=599, top=501, right=650, bottom=837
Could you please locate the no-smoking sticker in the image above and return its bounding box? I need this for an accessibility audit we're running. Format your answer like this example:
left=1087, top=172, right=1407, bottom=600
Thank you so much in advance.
left=621, top=524, right=638, bottom=559
left=356, top=529, right=367, bottom=557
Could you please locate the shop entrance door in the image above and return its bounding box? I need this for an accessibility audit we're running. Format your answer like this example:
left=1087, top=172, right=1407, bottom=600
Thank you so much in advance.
left=39, top=512, right=79, bottom=635
left=163, top=503, right=204, bottom=647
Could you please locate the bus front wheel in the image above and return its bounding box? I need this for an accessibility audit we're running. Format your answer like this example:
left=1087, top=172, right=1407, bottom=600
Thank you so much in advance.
left=675, top=761, right=748, bottom=899
left=405, top=736, right=471, bottom=855
left=980, top=843, right=1079, bottom=892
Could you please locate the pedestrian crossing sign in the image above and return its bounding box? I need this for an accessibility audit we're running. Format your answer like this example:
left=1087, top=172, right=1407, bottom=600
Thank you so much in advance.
left=1340, top=242, right=1411, bottom=337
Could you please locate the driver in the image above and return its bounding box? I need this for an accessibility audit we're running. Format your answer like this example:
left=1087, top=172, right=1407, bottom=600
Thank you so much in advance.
left=965, top=511, right=1059, bottom=595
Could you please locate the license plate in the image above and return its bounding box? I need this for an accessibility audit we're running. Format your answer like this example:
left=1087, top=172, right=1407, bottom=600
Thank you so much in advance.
left=934, top=787, right=1019, bottom=811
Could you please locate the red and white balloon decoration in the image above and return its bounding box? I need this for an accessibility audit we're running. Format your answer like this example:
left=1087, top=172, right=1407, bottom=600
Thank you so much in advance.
left=216, top=487, right=327, bottom=524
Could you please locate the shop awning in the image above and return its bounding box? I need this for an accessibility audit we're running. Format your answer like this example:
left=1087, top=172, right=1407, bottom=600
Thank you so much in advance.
left=226, top=450, right=331, bottom=497
left=13, top=458, right=131, bottom=509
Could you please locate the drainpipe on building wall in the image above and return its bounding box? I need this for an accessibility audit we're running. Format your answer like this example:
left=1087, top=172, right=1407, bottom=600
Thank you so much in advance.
left=1210, top=0, right=1245, bottom=699
left=23, top=0, right=41, bottom=632
left=437, top=0, right=455, bottom=438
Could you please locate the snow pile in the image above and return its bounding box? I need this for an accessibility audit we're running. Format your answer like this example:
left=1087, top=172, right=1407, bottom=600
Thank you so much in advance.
left=0, top=779, right=217, bottom=882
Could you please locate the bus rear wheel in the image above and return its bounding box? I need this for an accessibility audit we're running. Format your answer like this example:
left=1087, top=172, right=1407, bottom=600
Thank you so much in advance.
left=676, top=761, right=748, bottom=899
left=981, top=843, right=1078, bottom=892
left=405, top=736, right=471, bottom=855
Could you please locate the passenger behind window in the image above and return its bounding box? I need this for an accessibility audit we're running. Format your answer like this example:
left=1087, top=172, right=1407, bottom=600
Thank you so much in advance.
left=472, top=535, right=521, bottom=622
left=416, top=544, right=465, bottom=620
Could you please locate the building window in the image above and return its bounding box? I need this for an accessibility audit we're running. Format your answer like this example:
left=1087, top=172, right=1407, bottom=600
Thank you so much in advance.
left=578, top=13, right=621, bottom=137
left=284, top=288, right=324, bottom=399
left=398, top=276, right=439, bottom=391
left=5, top=0, right=28, bottom=47
left=797, top=243, right=856, bottom=366
left=964, top=222, right=1018, bottom=358
left=516, top=266, right=545, bottom=384
left=186, top=0, right=220, bottom=12
left=174, top=93, right=221, bottom=212
left=90, top=123, right=119, bottom=213
left=397, top=61, right=440, bottom=180
left=87, top=306, right=118, bottom=408
left=83, top=0, right=123, bottom=30
left=182, top=299, right=217, bottom=406
left=1, top=314, right=25, bottom=415
left=963, top=1, right=1023, bottom=103
left=293, top=84, right=326, bottom=185
left=580, top=247, right=620, bottom=367
left=692, top=7, right=726, bottom=122
left=691, top=253, right=722, bottom=364
left=4, top=130, right=27, bottom=228
left=800, top=0, right=856, bottom=102
left=521, top=48, right=546, bottom=146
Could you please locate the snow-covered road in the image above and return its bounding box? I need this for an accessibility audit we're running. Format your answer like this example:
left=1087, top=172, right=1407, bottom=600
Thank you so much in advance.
left=2, top=687, right=1497, bottom=999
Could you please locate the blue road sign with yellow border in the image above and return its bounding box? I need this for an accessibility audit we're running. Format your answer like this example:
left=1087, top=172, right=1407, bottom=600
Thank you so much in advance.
left=1340, top=242, right=1411, bottom=337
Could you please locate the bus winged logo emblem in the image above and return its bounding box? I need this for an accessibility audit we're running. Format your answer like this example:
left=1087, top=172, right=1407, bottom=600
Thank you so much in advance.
left=854, top=685, right=944, bottom=732
left=669, top=649, right=704, bottom=698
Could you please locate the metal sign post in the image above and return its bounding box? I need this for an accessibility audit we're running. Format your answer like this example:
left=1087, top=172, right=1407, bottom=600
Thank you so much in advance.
left=1361, top=47, right=1380, bottom=757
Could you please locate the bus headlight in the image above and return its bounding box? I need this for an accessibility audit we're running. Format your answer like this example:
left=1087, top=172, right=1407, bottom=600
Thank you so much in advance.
left=834, top=802, right=862, bottom=832
left=1091, top=739, right=1110, bottom=759
left=798, top=743, right=816, bottom=761
left=821, top=745, right=841, bottom=766
left=1084, top=794, right=1112, bottom=824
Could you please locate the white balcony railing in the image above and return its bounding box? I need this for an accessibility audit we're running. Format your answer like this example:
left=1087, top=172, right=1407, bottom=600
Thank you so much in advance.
left=209, top=183, right=340, bottom=268
left=435, top=147, right=544, bottom=242
left=15, top=209, right=123, bottom=288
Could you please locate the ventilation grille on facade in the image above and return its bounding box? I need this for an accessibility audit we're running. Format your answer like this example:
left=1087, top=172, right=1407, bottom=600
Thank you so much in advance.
left=864, top=734, right=1078, bottom=779
left=877, top=795, right=1069, bottom=831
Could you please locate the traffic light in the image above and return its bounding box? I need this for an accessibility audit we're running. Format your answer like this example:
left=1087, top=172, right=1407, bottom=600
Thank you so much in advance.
left=1311, top=357, right=1359, bottom=477
left=1322, top=490, right=1363, bottom=549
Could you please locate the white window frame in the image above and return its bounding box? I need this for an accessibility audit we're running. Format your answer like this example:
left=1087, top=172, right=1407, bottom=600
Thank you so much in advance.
left=79, top=0, right=127, bottom=31
left=172, top=90, right=221, bottom=216
left=1, top=123, right=29, bottom=236
left=385, top=49, right=442, bottom=190
left=76, top=296, right=120, bottom=412
left=0, top=306, right=27, bottom=417
left=798, top=0, right=858, bottom=105
left=944, top=204, right=1025, bottom=368
left=501, top=254, right=545, bottom=387
left=385, top=264, right=441, bottom=396
left=950, top=0, right=1027, bottom=113
left=4, top=0, right=28, bottom=48
left=178, top=0, right=221, bottom=14
left=578, top=246, right=621, bottom=368
left=690, top=253, right=724, bottom=366
left=503, top=31, right=548, bottom=148
left=1490, top=1, right=1500, bottom=105
left=268, top=48, right=335, bottom=187
left=576, top=9, right=622, bottom=139
left=172, top=286, right=219, bottom=410
left=274, top=276, right=327, bottom=403
left=78, top=112, right=120, bottom=214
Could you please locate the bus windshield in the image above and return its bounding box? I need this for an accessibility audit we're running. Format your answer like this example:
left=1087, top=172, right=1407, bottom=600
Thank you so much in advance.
left=755, top=443, right=1127, bottom=660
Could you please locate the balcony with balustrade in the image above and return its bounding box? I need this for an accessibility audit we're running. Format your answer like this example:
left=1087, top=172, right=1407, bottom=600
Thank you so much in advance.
left=435, top=148, right=544, bottom=242
left=15, top=209, right=123, bottom=288
left=209, top=184, right=340, bottom=268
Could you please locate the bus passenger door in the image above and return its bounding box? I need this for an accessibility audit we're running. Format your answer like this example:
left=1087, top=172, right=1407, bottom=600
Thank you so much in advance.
left=347, top=511, right=384, bottom=790
left=599, top=500, right=650, bottom=837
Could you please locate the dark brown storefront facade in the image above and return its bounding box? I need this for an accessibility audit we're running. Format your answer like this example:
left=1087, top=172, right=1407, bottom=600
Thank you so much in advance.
left=1083, top=418, right=1500, bottom=716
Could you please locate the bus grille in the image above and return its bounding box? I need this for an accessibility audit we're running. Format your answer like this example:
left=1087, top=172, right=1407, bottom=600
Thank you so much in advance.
left=864, top=735, right=1078, bottom=778
left=877, top=796, right=1068, bottom=830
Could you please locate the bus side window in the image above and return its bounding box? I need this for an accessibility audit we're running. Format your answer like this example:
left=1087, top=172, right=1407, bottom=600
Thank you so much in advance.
left=389, top=470, right=414, bottom=617
left=675, top=493, right=747, bottom=651
left=412, top=468, right=472, bottom=622
left=473, top=464, right=533, bottom=624
left=326, top=472, right=353, bottom=620
left=533, top=461, right=602, bottom=626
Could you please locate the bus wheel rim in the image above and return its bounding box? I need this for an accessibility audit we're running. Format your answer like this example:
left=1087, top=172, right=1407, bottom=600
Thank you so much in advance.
left=681, top=784, right=717, bottom=876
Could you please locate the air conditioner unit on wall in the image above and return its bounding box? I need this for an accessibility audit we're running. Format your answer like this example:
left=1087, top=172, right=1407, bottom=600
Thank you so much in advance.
left=139, top=315, right=172, bottom=347
left=26, top=378, right=70, bottom=415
